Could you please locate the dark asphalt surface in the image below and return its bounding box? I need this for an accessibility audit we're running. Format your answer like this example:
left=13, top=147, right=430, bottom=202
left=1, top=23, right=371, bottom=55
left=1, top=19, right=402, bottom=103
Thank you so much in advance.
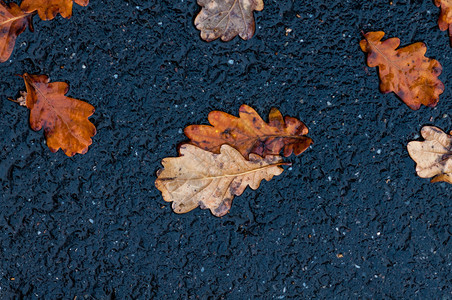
left=0, top=0, right=451, bottom=298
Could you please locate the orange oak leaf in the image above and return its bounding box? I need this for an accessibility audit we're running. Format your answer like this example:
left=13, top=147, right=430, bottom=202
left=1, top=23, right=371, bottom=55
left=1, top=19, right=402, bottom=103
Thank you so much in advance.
left=434, top=0, right=452, bottom=46
left=184, top=104, right=313, bottom=159
left=18, top=73, right=96, bottom=156
left=407, top=126, right=452, bottom=184
left=155, top=144, right=287, bottom=217
left=360, top=31, right=444, bottom=110
left=194, top=0, right=264, bottom=42
left=20, top=0, right=89, bottom=21
left=0, top=1, right=33, bottom=63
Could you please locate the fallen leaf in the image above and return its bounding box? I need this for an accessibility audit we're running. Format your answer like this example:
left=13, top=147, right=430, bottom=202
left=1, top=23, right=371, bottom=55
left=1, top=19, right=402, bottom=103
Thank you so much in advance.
left=20, top=0, right=89, bottom=20
left=407, top=126, right=452, bottom=184
left=360, top=31, right=444, bottom=110
left=434, top=0, right=452, bottom=46
left=0, top=1, right=33, bottom=63
left=19, top=73, right=96, bottom=156
left=194, top=0, right=264, bottom=42
left=155, top=144, right=286, bottom=217
left=184, top=104, right=312, bottom=159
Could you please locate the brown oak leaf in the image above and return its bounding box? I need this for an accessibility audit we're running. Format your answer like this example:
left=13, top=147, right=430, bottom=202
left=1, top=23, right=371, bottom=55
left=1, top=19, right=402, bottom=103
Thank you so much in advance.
left=360, top=31, right=444, bottom=110
left=155, top=144, right=286, bottom=217
left=0, top=1, right=33, bottom=63
left=20, top=0, right=89, bottom=21
left=184, top=104, right=312, bottom=159
left=18, top=73, right=96, bottom=156
left=194, top=0, right=264, bottom=42
left=434, top=0, right=452, bottom=46
left=407, top=126, right=452, bottom=184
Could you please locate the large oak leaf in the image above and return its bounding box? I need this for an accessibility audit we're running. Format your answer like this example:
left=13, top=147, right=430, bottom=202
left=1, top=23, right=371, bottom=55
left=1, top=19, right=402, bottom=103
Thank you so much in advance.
left=155, top=144, right=286, bottom=217
left=194, top=0, right=264, bottom=42
left=22, top=73, right=96, bottom=156
left=20, top=0, right=89, bottom=20
left=435, top=0, right=452, bottom=46
left=360, top=31, right=444, bottom=110
left=407, top=126, right=452, bottom=184
left=184, top=104, right=312, bottom=159
left=0, top=1, right=33, bottom=63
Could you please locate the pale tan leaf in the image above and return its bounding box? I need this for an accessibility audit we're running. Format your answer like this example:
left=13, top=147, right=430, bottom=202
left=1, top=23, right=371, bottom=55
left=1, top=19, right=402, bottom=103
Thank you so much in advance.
left=407, top=126, right=452, bottom=184
left=194, top=0, right=264, bottom=42
left=155, top=144, right=286, bottom=217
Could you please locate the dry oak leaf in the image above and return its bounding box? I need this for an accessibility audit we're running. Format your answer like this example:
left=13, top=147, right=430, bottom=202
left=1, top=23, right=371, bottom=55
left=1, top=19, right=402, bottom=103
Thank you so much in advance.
left=435, top=0, right=452, bottom=46
left=360, top=31, right=444, bottom=110
left=407, top=126, right=452, bottom=184
left=20, top=73, right=96, bottom=156
left=20, top=0, right=89, bottom=20
left=194, top=0, right=264, bottom=42
left=155, top=144, right=286, bottom=217
left=0, top=1, right=33, bottom=63
left=185, top=104, right=313, bottom=159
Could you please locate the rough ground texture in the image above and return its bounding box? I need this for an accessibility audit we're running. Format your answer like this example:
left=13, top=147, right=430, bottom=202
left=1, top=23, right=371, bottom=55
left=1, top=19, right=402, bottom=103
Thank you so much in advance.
left=0, top=0, right=451, bottom=298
